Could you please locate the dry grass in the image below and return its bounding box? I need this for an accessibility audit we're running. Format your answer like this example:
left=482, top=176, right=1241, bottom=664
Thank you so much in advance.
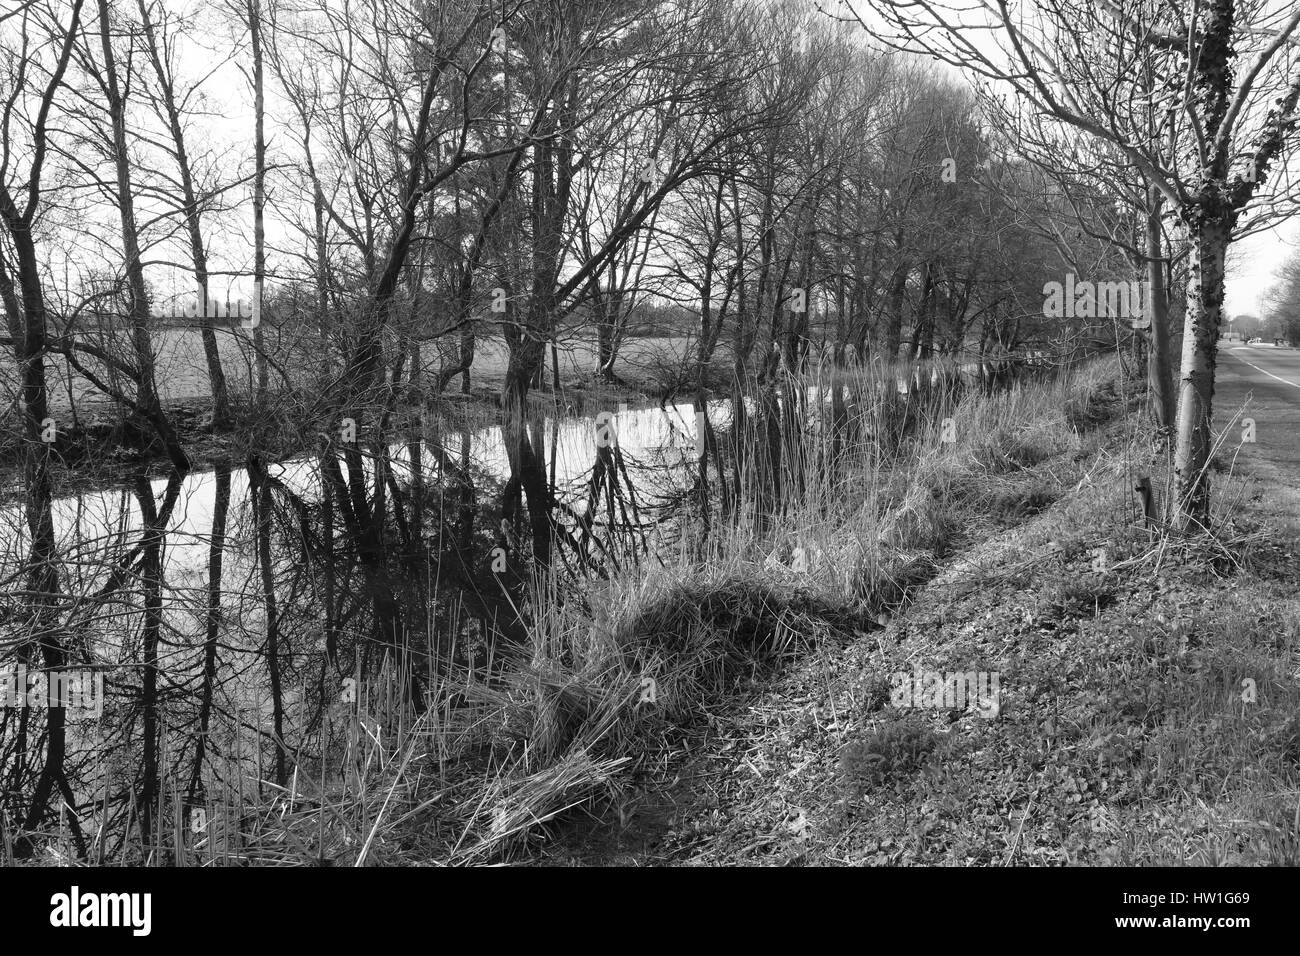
left=589, top=374, right=1300, bottom=866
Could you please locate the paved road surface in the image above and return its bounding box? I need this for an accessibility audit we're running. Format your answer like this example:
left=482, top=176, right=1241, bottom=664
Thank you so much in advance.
left=1213, top=342, right=1300, bottom=471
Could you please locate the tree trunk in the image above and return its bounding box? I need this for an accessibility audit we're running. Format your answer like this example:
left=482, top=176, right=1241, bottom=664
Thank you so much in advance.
left=249, top=0, right=269, bottom=401
left=137, top=0, right=231, bottom=427
left=0, top=252, right=24, bottom=357
left=0, top=0, right=82, bottom=859
left=1172, top=216, right=1230, bottom=529
left=132, top=475, right=168, bottom=851
left=595, top=305, right=617, bottom=381
left=3, top=220, right=66, bottom=859
left=1145, top=187, right=1175, bottom=433
left=885, top=259, right=908, bottom=360
left=187, top=464, right=230, bottom=809
left=249, top=457, right=287, bottom=786
left=98, top=0, right=188, bottom=472
left=501, top=362, right=552, bottom=566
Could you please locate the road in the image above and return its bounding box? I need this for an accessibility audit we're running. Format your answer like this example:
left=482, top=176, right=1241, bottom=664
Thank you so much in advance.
left=1213, top=341, right=1300, bottom=471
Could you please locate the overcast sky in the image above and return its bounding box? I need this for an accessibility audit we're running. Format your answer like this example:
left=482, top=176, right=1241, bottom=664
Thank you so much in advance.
left=1227, top=219, right=1298, bottom=320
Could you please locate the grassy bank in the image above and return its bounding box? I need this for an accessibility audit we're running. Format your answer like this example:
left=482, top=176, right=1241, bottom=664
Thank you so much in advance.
left=535, top=367, right=1300, bottom=866
left=23, top=353, right=1289, bottom=867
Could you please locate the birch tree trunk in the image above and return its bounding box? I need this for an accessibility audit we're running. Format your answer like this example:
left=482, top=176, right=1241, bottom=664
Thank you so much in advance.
left=1172, top=216, right=1231, bottom=528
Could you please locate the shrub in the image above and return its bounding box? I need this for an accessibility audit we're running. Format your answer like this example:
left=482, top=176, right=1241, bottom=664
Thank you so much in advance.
left=839, top=717, right=947, bottom=793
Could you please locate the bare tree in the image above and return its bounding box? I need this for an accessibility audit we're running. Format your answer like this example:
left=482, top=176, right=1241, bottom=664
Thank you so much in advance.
left=855, top=0, right=1300, bottom=526
left=0, top=0, right=86, bottom=856
left=136, top=0, right=234, bottom=426
left=85, top=0, right=188, bottom=470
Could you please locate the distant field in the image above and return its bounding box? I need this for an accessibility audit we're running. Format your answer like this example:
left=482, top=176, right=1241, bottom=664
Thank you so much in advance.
left=452, top=332, right=712, bottom=388
left=0, top=326, right=716, bottom=418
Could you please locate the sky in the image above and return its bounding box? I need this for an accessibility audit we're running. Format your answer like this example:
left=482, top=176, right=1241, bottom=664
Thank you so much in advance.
left=1226, top=219, right=1299, bottom=320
